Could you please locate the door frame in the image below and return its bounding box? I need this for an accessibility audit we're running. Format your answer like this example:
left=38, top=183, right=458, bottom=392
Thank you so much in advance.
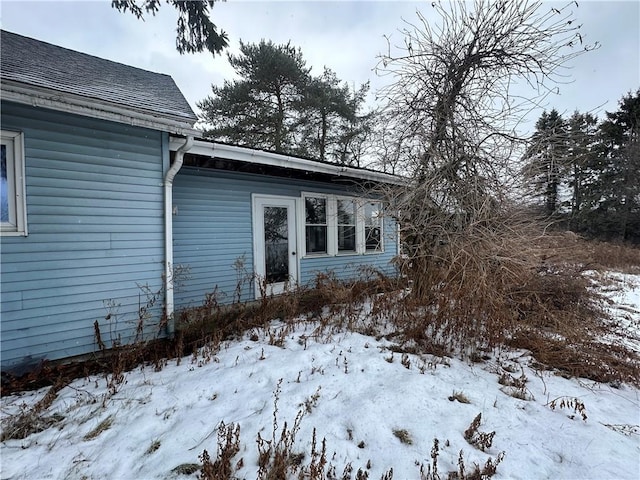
left=251, top=194, right=299, bottom=298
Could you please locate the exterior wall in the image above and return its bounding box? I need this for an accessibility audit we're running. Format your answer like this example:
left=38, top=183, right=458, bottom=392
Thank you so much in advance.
left=173, top=166, right=398, bottom=308
left=298, top=214, right=398, bottom=284
left=0, top=102, right=168, bottom=371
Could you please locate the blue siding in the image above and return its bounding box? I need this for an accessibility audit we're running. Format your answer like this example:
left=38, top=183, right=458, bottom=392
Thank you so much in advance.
left=0, top=102, right=167, bottom=371
left=173, top=167, right=398, bottom=308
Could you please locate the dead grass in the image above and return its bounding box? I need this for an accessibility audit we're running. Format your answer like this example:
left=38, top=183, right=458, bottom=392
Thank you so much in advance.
left=392, top=428, right=413, bottom=445
left=448, top=391, right=471, bottom=404
left=573, top=239, right=640, bottom=274
left=0, top=379, right=68, bottom=441
left=389, top=226, right=640, bottom=386
left=83, top=415, right=114, bottom=441
left=2, top=236, right=638, bottom=403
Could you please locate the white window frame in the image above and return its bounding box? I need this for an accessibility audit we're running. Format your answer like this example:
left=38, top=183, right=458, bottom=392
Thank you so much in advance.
left=362, top=200, right=384, bottom=254
left=336, top=196, right=358, bottom=255
left=301, top=192, right=385, bottom=258
left=303, top=194, right=332, bottom=256
left=1, top=130, right=27, bottom=236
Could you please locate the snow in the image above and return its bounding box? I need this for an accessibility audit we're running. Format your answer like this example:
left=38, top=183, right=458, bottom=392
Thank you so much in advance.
left=2, top=277, right=639, bottom=479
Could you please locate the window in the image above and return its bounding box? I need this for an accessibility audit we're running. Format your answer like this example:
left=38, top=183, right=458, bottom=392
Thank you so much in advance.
left=364, top=202, right=383, bottom=252
left=302, top=193, right=385, bottom=256
left=305, top=196, right=327, bottom=254
left=1, top=130, right=26, bottom=236
left=337, top=199, right=356, bottom=253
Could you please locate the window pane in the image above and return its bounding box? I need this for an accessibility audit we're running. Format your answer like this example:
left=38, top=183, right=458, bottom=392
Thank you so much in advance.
left=1, top=145, right=8, bottom=223
left=337, top=199, right=355, bottom=225
left=338, top=225, right=356, bottom=252
left=365, top=202, right=382, bottom=251
left=305, top=226, right=327, bottom=254
left=264, top=206, right=289, bottom=283
left=365, top=226, right=381, bottom=251
left=305, top=197, right=326, bottom=224
left=337, top=199, right=356, bottom=252
left=365, top=202, right=381, bottom=226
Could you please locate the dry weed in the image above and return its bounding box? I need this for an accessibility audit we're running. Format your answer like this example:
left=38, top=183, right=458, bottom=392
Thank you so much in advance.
left=448, top=391, right=471, bottom=404
left=1, top=379, right=67, bottom=441
left=387, top=221, right=640, bottom=385
left=463, top=414, right=495, bottom=452
left=547, top=397, right=587, bottom=422
left=198, top=422, right=241, bottom=480
left=392, top=429, right=413, bottom=445
left=419, top=438, right=504, bottom=480
left=83, top=415, right=114, bottom=441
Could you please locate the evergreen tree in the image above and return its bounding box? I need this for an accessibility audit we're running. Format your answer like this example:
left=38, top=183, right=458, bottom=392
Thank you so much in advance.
left=296, top=68, right=356, bottom=161
left=590, top=90, right=640, bottom=240
left=297, top=70, right=371, bottom=164
left=565, top=111, right=598, bottom=228
left=333, top=83, right=375, bottom=167
left=198, top=40, right=310, bottom=153
left=112, top=0, right=228, bottom=55
left=199, top=41, right=371, bottom=163
left=522, top=109, right=568, bottom=216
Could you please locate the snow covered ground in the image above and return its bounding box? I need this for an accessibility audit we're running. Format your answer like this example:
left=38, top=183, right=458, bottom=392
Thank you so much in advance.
left=1, top=275, right=639, bottom=480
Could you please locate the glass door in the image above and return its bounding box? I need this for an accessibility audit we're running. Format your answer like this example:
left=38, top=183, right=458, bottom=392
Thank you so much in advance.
left=252, top=196, right=298, bottom=297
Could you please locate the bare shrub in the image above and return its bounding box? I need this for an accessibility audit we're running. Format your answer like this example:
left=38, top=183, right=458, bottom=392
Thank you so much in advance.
left=366, top=0, right=636, bottom=385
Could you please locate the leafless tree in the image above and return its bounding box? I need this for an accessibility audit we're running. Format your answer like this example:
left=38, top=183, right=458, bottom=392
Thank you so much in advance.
left=374, top=0, right=597, bottom=300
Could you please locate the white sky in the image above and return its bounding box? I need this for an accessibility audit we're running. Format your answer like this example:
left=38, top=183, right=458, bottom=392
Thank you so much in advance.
left=1, top=0, right=639, bottom=130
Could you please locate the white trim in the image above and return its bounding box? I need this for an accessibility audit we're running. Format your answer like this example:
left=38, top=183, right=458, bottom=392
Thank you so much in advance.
left=1, top=130, right=27, bottom=236
left=2, top=82, right=199, bottom=136
left=301, top=192, right=385, bottom=258
left=301, top=192, right=331, bottom=257
left=252, top=194, right=299, bottom=299
left=363, top=200, right=384, bottom=254
left=335, top=196, right=358, bottom=255
left=169, top=137, right=405, bottom=185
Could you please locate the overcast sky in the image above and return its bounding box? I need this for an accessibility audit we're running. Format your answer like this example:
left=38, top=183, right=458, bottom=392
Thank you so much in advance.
left=2, top=0, right=639, bottom=133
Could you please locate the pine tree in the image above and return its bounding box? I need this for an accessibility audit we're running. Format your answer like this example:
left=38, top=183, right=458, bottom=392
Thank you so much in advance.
left=522, top=109, right=568, bottom=216
left=198, top=41, right=371, bottom=162
left=296, top=68, right=356, bottom=161
left=591, top=90, right=640, bottom=240
left=112, top=0, right=228, bottom=55
left=565, top=111, right=598, bottom=229
left=198, top=40, right=310, bottom=153
left=296, top=70, right=371, bottom=164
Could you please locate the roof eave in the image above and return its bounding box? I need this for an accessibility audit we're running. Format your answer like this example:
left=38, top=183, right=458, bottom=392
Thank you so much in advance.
left=1, top=81, right=200, bottom=136
left=170, top=137, right=406, bottom=186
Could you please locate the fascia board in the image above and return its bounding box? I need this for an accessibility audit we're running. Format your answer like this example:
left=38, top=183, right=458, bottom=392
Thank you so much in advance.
left=1, top=81, right=200, bottom=136
left=170, top=137, right=406, bottom=186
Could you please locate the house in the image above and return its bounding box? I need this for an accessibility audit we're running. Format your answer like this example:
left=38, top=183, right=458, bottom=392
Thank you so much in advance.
left=171, top=140, right=401, bottom=308
left=0, top=30, right=400, bottom=374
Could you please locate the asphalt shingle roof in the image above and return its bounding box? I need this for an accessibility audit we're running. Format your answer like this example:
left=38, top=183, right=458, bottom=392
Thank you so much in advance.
left=1, top=30, right=197, bottom=123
